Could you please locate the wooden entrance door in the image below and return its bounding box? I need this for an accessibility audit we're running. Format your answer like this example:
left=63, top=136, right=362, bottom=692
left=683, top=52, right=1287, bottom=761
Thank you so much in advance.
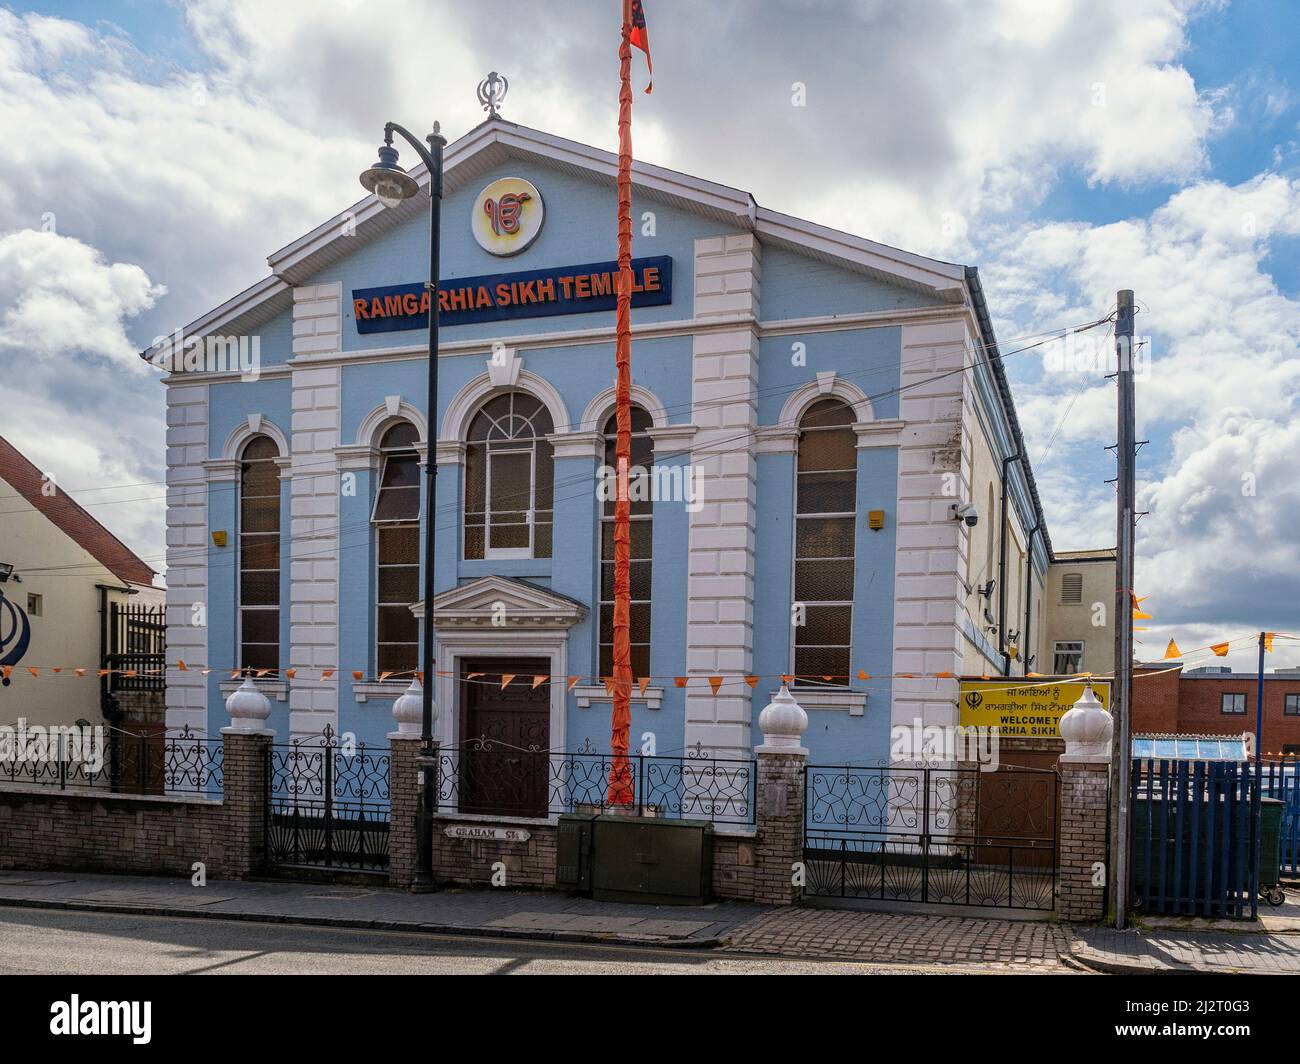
left=459, top=658, right=551, bottom=817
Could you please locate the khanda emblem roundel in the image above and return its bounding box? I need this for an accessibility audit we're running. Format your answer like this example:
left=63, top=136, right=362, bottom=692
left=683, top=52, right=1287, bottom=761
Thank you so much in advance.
left=0, top=586, right=31, bottom=686
left=471, top=177, right=544, bottom=256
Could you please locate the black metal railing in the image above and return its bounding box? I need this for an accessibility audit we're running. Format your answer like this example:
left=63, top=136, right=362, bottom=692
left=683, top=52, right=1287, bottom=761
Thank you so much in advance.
left=102, top=600, right=166, bottom=692
left=266, top=725, right=390, bottom=871
left=0, top=723, right=222, bottom=797
left=434, top=738, right=756, bottom=826
left=803, top=762, right=1059, bottom=910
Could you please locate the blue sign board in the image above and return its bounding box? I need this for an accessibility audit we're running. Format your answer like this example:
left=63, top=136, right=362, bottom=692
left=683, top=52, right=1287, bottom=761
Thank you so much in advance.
left=352, top=255, right=673, bottom=334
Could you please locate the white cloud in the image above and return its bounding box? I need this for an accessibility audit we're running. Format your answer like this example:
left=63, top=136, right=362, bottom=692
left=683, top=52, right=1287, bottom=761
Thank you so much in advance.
left=0, top=229, right=163, bottom=367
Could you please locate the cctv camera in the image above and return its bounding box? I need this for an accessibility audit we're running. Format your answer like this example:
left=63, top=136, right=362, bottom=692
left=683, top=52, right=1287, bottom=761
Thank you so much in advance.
left=950, top=502, right=979, bottom=527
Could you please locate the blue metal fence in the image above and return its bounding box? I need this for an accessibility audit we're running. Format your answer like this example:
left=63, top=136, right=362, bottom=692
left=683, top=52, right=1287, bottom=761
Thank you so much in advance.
left=1260, top=760, right=1300, bottom=878
left=1129, top=758, right=1260, bottom=918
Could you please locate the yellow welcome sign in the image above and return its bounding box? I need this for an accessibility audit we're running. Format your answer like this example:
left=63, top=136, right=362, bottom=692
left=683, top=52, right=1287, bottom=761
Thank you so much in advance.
left=958, top=678, right=1110, bottom=738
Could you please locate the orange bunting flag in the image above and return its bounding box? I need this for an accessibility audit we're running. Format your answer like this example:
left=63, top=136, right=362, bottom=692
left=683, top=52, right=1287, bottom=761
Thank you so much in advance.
left=1163, top=639, right=1182, bottom=660
left=638, top=676, right=651, bottom=695
left=898, top=673, right=915, bottom=679
left=229, top=670, right=240, bottom=680
left=1133, top=610, right=1152, bottom=620
left=27, top=667, right=38, bottom=678
left=379, top=671, right=392, bottom=682
left=177, top=660, right=188, bottom=671
left=568, top=675, right=581, bottom=691
left=674, top=676, right=688, bottom=688
left=102, top=669, right=114, bottom=678
left=1265, top=633, right=1276, bottom=652
left=857, top=669, right=870, bottom=681
left=74, top=668, right=86, bottom=678
left=500, top=674, right=516, bottom=690
left=467, top=672, right=484, bottom=681
left=1211, top=642, right=1230, bottom=657
left=532, top=674, right=549, bottom=690
left=628, top=0, right=653, bottom=93
left=603, top=676, right=617, bottom=697
left=0, top=666, right=10, bottom=681
left=285, top=668, right=297, bottom=679
left=708, top=676, right=724, bottom=696
left=781, top=674, right=794, bottom=685
left=321, top=669, right=335, bottom=680
left=52, top=667, right=62, bottom=674
left=349, top=670, right=362, bottom=681
left=201, top=668, right=213, bottom=676
left=935, top=670, right=953, bottom=678
left=255, top=669, right=269, bottom=678
left=744, top=675, right=758, bottom=689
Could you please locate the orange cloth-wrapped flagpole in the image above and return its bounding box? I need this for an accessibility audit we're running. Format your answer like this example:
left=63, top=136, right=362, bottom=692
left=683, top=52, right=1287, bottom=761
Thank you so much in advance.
left=606, top=0, right=641, bottom=805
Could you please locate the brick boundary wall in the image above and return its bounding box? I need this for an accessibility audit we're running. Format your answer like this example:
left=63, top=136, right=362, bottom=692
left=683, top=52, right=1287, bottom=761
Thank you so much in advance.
left=431, top=820, right=558, bottom=889
left=1058, top=759, right=1110, bottom=922
left=712, top=832, right=757, bottom=900
left=752, top=750, right=806, bottom=905
left=387, top=738, right=422, bottom=889
left=0, top=731, right=270, bottom=880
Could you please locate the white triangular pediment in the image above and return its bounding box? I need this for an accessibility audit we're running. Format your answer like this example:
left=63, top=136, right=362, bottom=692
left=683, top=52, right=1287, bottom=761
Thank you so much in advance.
left=411, top=575, right=587, bottom=630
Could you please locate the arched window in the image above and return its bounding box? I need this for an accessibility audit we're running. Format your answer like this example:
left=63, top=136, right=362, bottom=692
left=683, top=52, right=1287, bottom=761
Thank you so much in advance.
left=599, top=406, right=654, bottom=678
left=372, top=422, right=421, bottom=675
left=793, top=398, right=856, bottom=685
left=238, top=435, right=281, bottom=672
left=464, top=392, right=554, bottom=560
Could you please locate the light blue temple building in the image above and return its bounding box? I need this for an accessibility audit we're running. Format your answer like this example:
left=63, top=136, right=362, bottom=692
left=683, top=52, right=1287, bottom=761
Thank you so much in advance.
left=152, top=109, right=1101, bottom=793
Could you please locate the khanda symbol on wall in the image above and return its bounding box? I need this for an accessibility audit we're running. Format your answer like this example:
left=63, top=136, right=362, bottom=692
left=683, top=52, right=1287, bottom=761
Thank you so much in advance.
left=0, top=586, right=31, bottom=687
left=482, top=191, right=532, bottom=237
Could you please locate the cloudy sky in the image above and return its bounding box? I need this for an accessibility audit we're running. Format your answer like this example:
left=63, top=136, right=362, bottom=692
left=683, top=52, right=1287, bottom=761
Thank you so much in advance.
left=1, top=0, right=1296, bottom=670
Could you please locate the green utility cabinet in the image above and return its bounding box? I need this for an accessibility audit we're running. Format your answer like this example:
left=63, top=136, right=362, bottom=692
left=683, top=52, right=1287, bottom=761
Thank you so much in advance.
left=589, top=815, right=714, bottom=905
left=555, top=813, right=598, bottom=891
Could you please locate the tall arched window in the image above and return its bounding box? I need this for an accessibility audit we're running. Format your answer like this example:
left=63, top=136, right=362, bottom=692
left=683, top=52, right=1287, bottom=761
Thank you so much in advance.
left=372, top=422, right=421, bottom=675
left=464, top=392, right=554, bottom=560
left=238, top=435, right=281, bottom=672
left=793, top=399, right=856, bottom=685
left=599, top=406, right=653, bottom=678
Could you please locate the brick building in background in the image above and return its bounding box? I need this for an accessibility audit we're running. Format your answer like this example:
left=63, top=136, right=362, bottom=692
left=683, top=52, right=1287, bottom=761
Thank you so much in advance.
left=1133, top=663, right=1300, bottom=759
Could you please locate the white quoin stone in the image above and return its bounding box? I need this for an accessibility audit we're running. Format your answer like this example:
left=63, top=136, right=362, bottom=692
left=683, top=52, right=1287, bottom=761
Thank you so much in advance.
left=389, top=678, right=428, bottom=739
left=223, top=677, right=272, bottom=733
left=1059, top=683, right=1113, bottom=763
left=756, top=685, right=809, bottom=754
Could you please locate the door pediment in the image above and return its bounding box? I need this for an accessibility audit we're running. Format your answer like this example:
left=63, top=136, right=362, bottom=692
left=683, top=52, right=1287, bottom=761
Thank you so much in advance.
left=411, top=576, right=587, bottom=630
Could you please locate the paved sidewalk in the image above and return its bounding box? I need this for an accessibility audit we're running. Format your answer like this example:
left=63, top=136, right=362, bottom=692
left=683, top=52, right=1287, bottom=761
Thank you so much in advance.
left=725, top=907, right=1072, bottom=970
left=0, top=870, right=761, bottom=947
left=1069, top=926, right=1300, bottom=974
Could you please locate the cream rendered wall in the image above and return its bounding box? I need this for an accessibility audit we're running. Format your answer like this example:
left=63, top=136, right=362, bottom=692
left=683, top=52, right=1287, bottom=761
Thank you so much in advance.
left=958, top=381, right=1039, bottom=676
left=1041, top=556, right=1116, bottom=675
left=0, top=488, right=147, bottom=728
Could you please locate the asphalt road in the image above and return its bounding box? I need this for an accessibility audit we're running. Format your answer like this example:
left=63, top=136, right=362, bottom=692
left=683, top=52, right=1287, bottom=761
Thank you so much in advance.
left=0, top=904, right=963, bottom=975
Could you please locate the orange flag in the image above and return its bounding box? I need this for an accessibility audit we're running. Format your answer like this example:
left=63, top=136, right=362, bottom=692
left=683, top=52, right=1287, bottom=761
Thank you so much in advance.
left=857, top=669, right=870, bottom=681
left=74, top=668, right=86, bottom=677
left=285, top=668, right=297, bottom=679
left=708, top=676, right=724, bottom=695
left=1210, top=642, right=1230, bottom=657
left=638, top=676, right=651, bottom=695
left=1265, top=633, right=1276, bottom=652
left=744, top=675, right=758, bottom=689
left=603, top=677, right=617, bottom=697
left=379, top=671, right=392, bottom=682
left=27, top=667, right=38, bottom=677
left=568, top=675, right=581, bottom=690
left=177, top=660, right=187, bottom=671
left=321, top=669, right=335, bottom=680
left=674, top=676, right=688, bottom=688
left=52, top=667, right=62, bottom=674
left=500, top=674, right=516, bottom=690
left=532, top=674, right=549, bottom=690
left=1163, top=639, right=1182, bottom=660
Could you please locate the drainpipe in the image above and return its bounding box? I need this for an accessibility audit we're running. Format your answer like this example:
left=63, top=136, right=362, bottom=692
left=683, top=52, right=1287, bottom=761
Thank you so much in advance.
left=1023, top=522, right=1042, bottom=674
left=998, top=453, right=1023, bottom=676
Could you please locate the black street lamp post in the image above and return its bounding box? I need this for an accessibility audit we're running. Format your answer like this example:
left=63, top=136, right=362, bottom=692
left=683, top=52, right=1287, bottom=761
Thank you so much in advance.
left=360, top=121, right=446, bottom=889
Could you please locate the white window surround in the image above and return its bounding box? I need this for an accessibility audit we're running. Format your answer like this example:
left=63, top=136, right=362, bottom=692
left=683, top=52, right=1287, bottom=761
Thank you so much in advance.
left=353, top=681, right=409, bottom=703
left=219, top=678, right=288, bottom=702
left=438, top=364, right=571, bottom=448
left=579, top=384, right=669, bottom=434
left=573, top=685, right=664, bottom=711
left=778, top=688, right=869, bottom=716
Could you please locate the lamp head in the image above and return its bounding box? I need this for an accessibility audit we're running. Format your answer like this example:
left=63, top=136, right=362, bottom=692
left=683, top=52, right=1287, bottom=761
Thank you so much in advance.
left=359, top=143, right=420, bottom=208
